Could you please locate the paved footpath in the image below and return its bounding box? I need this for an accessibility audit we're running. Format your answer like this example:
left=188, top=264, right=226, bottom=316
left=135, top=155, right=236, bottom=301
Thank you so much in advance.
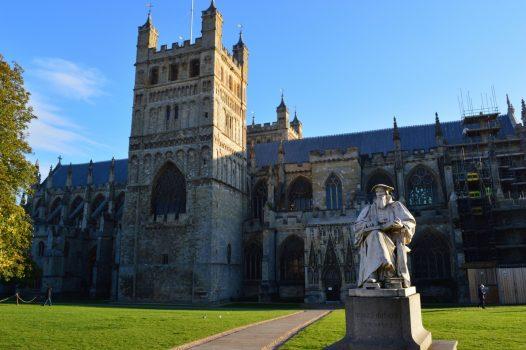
left=183, top=310, right=330, bottom=350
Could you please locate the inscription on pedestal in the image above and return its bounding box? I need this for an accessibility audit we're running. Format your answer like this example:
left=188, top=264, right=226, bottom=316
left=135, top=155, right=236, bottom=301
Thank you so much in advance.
left=355, top=311, right=397, bottom=329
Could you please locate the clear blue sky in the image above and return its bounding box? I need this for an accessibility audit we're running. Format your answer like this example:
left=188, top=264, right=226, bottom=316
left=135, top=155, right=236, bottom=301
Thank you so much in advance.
left=2, top=0, right=526, bottom=174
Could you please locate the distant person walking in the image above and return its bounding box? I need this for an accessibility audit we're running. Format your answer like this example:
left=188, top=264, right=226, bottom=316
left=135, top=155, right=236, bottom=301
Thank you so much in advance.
left=478, top=284, right=487, bottom=309
left=42, top=286, right=53, bottom=306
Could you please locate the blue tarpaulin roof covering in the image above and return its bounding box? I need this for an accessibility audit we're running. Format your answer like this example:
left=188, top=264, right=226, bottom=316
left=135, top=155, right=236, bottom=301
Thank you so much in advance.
left=46, top=159, right=128, bottom=188
left=253, top=115, right=516, bottom=167
left=42, top=115, right=516, bottom=187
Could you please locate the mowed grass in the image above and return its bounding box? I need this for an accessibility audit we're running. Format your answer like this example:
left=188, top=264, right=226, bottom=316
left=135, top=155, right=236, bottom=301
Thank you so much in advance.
left=0, top=303, right=297, bottom=350
left=281, top=305, right=526, bottom=350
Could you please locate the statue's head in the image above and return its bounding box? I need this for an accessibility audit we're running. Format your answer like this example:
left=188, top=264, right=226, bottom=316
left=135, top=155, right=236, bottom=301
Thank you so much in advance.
left=371, top=184, right=394, bottom=208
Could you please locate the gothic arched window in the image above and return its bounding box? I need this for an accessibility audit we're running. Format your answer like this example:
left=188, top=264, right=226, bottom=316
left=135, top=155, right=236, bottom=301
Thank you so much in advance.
left=288, top=177, right=312, bottom=211
left=411, top=231, right=451, bottom=280
left=69, top=196, right=84, bottom=228
left=114, top=192, right=125, bottom=222
left=169, top=63, right=179, bottom=81
left=325, top=174, right=342, bottom=210
left=48, top=197, right=62, bottom=225
left=252, top=180, right=267, bottom=221
left=189, top=59, right=200, bottom=78
left=149, top=66, right=159, bottom=85
left=151, top=162, right=186, bottom=220
left=280, top=236, right=304, bottom=282
left=408, top=167, right=437, bottom=206
left=244, top=243, right=262, bottom=281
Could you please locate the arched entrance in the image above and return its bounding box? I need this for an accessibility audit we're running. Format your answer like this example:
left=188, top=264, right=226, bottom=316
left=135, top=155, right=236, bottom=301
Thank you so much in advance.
left=323, top=238, right=341, bottom=301
left=279, top=235, right=305, bottom=300
left=323, top=267, right=341, bottom=301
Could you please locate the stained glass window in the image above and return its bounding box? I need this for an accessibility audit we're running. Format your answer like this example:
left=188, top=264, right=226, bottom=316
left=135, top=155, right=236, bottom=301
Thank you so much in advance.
left=408, top=167, right=437, bottom=206
left=288, top=177, right=312, bottom=211
left=151, top=163, right=186, bottom=220
left=411, top=231, right=451, bottom=280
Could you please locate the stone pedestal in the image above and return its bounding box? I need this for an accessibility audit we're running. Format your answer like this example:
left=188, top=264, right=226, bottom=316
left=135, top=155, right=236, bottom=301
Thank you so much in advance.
left=328, top=288, right=457, bottom=350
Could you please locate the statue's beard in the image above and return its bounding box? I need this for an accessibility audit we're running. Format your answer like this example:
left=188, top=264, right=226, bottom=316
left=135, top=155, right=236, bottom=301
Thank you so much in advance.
left=375, top=196, right=388, bottom=209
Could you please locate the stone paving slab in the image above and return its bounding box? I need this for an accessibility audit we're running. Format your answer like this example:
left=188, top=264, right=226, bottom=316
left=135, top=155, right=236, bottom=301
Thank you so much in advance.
left=182, top=310, right=330, bottom=350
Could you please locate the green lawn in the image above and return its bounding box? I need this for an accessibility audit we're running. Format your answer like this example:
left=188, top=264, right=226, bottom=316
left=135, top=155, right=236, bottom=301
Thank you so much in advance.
left=2, top=303, right=524, bottom=350
left=0, top=303, right=296, bottom=350
left=281, top=306, right=526, bottom=350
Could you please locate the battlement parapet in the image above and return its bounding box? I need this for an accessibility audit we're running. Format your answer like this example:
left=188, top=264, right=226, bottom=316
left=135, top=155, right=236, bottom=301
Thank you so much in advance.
left=145, top=37, right=204, bottom=59
left=309, top=147, right=359, bottom=163
left=247, top=121, right=279, bottom=131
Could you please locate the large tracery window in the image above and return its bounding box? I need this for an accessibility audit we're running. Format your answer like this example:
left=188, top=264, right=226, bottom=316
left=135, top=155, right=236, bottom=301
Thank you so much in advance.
left=280, top=236, right=305, bottom=283
left=411, top=231, right=451, bottom=280
left=252, top=180, right=267, bottom=221
left=408, top=167, right=437, bottom=206
left=325, top=174, right=342, bottom=210
left=244, top=243, right=262, bottom=281
left=48, top=197, right=62, bottom=225
left=288, top=177, right=312, bottom=211
left=69, top=196, right=84, bottom=228
left=151, top=162, right=186, bottom=220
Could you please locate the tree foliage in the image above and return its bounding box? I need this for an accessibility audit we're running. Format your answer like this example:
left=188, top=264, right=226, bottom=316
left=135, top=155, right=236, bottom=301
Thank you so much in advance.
left=0, top=54, right=36, bottom=281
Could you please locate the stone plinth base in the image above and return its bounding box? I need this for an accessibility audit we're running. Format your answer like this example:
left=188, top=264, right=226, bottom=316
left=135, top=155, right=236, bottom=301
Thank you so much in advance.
left=328, top=289, right=456, bottom=350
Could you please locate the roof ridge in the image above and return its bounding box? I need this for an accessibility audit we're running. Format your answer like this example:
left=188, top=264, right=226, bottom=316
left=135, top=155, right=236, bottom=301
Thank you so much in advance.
left=281, top=119, right=458, bottom=145
left=59, top=158, right=128, bottom=167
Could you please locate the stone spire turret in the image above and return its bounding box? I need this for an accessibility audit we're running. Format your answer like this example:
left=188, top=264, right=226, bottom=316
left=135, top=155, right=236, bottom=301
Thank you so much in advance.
left=507, top=94, right=517, bottom=124
left=46, top=165, right=54, bottom=189
left=249, top=140, right=256, bottom=170
left=35, top=160, right=41, bottom=185
left=522, top=99, right=526, bottom=125
left=276, top=93, right=289, bottom=128
left=278, top=139, right=285, bottom=164
left=393, top=116, right=400, bottom=142
left=435, top=112, right=444, bottom=145
left=66, top=163, right=73, bottom=188
left=87, top=159, right=94, bottom=186
left=109, top=157, right=115, bottom=183
left=137, top=8, right=158, bottom=62
left=201, top=0, right=223, bottom=49
left=290, top=109, right=303, bottom=138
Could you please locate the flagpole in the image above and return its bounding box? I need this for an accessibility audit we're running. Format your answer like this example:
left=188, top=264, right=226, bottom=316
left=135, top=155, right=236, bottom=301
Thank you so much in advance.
left=190, top=0, right=195, bottom=43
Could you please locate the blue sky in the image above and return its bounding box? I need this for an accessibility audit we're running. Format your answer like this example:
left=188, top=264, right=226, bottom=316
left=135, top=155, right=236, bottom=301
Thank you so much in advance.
left=2, top=0, right=526, bottom=174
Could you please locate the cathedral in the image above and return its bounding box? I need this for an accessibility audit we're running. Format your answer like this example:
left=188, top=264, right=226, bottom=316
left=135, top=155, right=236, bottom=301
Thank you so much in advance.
left=27, top=2, right=526, bottom=304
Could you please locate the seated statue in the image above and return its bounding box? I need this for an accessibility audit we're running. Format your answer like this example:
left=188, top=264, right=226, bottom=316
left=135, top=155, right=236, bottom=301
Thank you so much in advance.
left=353, top=184, right=416, bottom=288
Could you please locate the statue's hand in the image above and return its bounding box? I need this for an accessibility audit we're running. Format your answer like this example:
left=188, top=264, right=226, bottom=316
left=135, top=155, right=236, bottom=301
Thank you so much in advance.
left=382, top=219, right=403, bottom=231
left=392, top=219, right=403, bottom=229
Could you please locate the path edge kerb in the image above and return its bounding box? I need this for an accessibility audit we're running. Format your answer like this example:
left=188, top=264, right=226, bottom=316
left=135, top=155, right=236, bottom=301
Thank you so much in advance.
left=171, top=311, right=304, bottom=350
left=263, top=310, right=331, bottom=350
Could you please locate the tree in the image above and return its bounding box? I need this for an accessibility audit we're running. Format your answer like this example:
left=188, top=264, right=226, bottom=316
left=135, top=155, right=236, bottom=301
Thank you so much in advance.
left=0, top=54, right=36, bottom=281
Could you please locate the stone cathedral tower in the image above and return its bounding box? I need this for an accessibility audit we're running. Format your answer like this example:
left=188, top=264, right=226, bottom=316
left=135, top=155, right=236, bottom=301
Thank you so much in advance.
left=118, top=2, right=249, bottom=303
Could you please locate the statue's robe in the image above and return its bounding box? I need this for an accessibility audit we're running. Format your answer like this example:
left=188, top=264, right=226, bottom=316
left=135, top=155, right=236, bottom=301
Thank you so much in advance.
left=353, top=199, right=416, bottom=287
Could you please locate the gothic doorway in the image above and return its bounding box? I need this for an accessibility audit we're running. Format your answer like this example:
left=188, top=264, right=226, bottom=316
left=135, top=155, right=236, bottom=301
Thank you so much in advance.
left=323, top=267, right=341, bottom=301
left=323, top=238, right=341, bottom=302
